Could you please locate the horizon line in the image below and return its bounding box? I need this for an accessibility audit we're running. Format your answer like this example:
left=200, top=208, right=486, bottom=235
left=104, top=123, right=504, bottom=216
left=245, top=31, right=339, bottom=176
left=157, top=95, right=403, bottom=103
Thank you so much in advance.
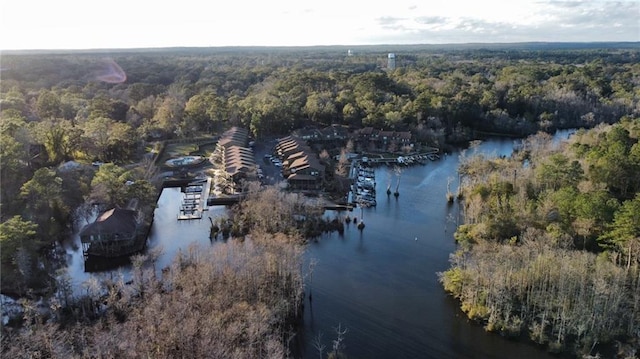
left=2, top=41, right=639, bottom=53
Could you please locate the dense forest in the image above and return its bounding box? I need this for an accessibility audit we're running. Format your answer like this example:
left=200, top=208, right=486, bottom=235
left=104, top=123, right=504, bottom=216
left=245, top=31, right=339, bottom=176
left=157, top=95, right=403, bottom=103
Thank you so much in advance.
left=1, top=44, right=639, bottom=357
left=441, top=119, right=640, bottom=357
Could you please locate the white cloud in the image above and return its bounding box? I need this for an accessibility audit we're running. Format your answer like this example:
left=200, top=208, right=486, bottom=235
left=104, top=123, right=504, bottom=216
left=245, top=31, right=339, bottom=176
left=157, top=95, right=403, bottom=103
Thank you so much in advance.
left=0, top=0, right=637, bottom=49
left=365, top=0, right=639, bottom=44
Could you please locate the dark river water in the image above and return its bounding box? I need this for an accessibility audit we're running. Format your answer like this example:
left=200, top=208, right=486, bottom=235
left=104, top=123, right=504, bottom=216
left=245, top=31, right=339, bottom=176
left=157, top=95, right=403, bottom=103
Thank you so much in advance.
left=297, top=136, right=556, bottom=359
left=63, top=132, right=573, bottom=358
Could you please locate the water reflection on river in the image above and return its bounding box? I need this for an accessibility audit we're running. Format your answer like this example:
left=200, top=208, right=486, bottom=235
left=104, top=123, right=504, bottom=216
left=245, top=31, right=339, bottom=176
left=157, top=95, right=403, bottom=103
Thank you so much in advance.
left=299, top=136, right=555, bottom=359
left=64, top=133, right=572, bottom=358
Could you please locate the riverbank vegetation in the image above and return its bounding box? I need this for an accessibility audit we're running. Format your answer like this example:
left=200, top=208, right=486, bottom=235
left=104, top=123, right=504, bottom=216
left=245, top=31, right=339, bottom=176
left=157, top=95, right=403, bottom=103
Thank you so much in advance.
left=2, top=231, right=304, bottom=358
left=227, top=184, right=341, bottom=239
left=441, top=118, right=640, bottom=357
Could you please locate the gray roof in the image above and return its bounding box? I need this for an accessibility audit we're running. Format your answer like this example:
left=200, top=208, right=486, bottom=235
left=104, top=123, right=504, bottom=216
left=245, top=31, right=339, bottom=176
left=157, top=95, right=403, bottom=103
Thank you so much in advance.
left=79, top=208, right=137, bottom=242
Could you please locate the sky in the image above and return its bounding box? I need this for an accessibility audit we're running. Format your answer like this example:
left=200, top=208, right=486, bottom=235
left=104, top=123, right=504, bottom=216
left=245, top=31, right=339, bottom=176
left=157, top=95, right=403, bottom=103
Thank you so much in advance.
left=1, top=0, right=638, bottom=50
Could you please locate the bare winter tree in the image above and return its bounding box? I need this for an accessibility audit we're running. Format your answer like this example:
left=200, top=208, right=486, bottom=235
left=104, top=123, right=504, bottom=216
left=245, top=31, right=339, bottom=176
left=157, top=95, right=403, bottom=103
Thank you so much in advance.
left=332, top=323, right=348, bottom=358
left=311, top=332, right=326, bottom=359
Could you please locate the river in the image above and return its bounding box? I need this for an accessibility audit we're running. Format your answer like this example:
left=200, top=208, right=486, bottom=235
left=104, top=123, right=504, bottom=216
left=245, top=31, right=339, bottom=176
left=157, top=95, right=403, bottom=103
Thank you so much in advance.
left=62, top=132, right=573, bottom=358
left=297, top=136, right=556, bottom=359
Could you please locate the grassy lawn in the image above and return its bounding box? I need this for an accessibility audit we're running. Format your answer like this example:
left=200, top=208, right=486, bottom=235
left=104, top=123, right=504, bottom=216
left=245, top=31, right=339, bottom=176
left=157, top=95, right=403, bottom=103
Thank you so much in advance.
left=167, top=143, right=199, bottom=157
left=196, top=142, right=217, bottom=157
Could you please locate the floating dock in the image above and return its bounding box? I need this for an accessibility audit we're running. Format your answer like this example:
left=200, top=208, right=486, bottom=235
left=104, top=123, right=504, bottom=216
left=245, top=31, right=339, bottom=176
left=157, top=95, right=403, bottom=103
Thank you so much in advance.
left=177, top=178, right=211, bottom=220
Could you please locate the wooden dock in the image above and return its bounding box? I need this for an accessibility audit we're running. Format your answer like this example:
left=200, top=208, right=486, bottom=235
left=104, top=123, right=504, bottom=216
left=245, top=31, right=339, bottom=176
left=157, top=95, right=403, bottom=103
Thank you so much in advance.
left=177, top=178, right=211, bottom=220
left=207, top=194, right=244, bottom=206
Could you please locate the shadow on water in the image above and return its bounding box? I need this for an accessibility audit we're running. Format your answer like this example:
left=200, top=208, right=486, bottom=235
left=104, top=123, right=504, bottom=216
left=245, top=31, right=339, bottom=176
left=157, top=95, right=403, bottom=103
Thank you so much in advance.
left=83, top=256, right=132, bottom=273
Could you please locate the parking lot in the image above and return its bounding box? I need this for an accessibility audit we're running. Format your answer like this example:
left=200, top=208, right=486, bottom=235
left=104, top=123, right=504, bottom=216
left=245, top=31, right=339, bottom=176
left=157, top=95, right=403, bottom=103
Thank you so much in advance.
left=252, top=138, right=284, bottom=186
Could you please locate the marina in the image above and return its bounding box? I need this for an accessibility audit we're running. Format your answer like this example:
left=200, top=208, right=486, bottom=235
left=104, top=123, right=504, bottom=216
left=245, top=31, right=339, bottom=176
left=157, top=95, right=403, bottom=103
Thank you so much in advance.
left=353, top=164, right=377, bottom=207
left=348, top=150, right=440, bottom=208
left=177, top=178, right=211, bottom=220
left=361, top=148, right=440, bottom=167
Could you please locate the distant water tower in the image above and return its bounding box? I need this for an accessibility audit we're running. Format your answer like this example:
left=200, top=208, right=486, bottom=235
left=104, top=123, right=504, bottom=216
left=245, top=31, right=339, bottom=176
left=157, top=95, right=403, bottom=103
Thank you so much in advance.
left=388, top=53, right=396, bottom=70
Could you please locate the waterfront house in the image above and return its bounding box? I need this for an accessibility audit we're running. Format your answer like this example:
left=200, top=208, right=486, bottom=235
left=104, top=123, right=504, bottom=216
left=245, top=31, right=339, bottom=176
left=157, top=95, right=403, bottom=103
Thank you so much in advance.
left=287, top=173, right=322, bottom=190
left=378, top=130, right=395, bottom=144
left=358, top=127, right=378, bottom=141
left=355, top=127, right=414, bottom=151
left=319, top=125, right=349, bottom=141
left=395, top=131, right=413, bottom=145
left=293, top=128, right=321, bottom=141
left=275, top=135, right=326, bottom=190
left=284, top=154, right=324, bottom=189
left=79, top=207, right=143, bottom=257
